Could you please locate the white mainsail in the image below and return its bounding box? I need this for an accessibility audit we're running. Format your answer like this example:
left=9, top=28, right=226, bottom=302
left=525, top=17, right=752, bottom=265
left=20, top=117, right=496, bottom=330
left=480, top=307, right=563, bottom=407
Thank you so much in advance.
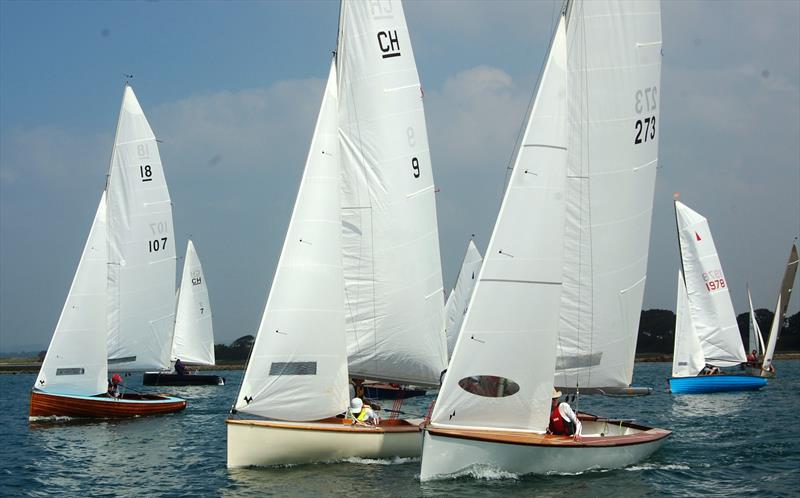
left=106, top=85, right=177, bottom=372
left=675, top=200, right=746, bottom=366
left=761, top=295, right=782, bottom=372
left=746, top=285, right=765, bottom=356
left=431, top=15, right=568, bottom=432
left=671, top=270, right=705, bottom=377
left=235, top=62, right=349, bottom=421
left=554, top=0, right=663, bottom=390
left=35, top=194, right=109, bottom=396
left=170, top=240, right=215, bottom=366
left=338, top=0, right=446, bottom=387
left=761, top=242, right=798, bottom=369
left=444, top=240, right=483, bottom=358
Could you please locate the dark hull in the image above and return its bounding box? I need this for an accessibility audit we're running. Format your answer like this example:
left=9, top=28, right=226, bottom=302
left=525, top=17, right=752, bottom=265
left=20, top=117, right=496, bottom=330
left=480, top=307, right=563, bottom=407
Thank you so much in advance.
left=363, top=383, right=426, bottom=400
left=143, top=372, right=224, bottom=386
left=29, top=390, right=186, bottom=418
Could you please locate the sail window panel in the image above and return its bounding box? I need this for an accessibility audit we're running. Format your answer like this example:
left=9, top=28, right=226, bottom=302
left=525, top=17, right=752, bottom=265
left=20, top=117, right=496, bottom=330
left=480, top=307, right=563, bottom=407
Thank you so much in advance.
left=108, top=356, right=137, bottom=365
left=55, top=368, right=85, bottom=376
left=269, top=362, right=317, bottom=376
left=458, top=376, right=520, bottom=398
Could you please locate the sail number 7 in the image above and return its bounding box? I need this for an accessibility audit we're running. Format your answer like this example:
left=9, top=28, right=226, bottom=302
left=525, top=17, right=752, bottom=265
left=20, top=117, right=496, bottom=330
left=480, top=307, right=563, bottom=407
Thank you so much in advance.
left=149, top=237, right=168, bottom=253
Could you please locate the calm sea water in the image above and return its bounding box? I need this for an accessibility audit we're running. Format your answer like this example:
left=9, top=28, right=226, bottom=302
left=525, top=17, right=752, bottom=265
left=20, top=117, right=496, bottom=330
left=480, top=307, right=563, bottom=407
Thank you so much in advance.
left=2, top=361, right=798, bottom=497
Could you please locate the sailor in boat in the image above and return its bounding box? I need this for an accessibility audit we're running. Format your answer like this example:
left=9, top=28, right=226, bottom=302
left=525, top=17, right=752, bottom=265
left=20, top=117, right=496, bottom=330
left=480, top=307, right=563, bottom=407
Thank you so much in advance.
left=699, top=365, right=720, bottom=376
left=348, top=378, right=365, bottom=399
left=548, top=389, right=582, bottom=440
left=347, top=398, right=379, bottom=426
left=107, top=373, right=123, bottom=398
left=174, top=358, right=189, bottom=376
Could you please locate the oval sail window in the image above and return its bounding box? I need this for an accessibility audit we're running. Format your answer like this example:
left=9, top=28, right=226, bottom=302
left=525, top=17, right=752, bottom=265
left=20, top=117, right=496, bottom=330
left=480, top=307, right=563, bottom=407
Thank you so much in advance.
left=458, top=376, right=520, bottom=398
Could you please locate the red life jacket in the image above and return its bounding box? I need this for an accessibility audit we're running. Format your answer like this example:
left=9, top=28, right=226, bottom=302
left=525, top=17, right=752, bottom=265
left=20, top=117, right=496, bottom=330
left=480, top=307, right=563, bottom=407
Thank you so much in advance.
left=549, top=404, right=567, bottom=435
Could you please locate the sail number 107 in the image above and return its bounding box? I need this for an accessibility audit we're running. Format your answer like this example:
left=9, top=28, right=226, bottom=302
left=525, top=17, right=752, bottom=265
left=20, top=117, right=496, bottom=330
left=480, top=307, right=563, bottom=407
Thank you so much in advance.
left=149, top=237, right=168, bottom=253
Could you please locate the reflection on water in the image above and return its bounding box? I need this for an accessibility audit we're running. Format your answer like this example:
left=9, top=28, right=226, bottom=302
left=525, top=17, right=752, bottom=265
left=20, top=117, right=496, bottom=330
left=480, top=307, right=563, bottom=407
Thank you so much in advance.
left=669, top=391, right=749, bottom=418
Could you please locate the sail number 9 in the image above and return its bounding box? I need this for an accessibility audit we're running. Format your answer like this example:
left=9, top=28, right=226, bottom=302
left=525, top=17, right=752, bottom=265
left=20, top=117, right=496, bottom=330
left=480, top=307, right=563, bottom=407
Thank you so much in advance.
left=412, top=157, right=420, bottom=178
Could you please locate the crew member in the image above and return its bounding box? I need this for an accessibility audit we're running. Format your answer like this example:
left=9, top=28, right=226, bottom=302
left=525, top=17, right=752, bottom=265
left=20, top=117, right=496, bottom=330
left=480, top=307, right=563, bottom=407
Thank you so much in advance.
left=548, top=389, right=581, bottom=439
left=348, top=397, right=379, bottom=426
left=108, top=373, right=123, bottom=398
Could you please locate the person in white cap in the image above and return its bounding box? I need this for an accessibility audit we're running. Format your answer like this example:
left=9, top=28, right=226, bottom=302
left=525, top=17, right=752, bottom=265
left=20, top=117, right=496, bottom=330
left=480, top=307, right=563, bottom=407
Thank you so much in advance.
left=548, top=388, right=582, bottom=440
left=348, top=397, right=379, bottom=426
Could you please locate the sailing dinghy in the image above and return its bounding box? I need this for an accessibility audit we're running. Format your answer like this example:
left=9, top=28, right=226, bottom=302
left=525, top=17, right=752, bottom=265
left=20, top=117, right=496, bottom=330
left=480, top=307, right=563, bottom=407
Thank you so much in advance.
left=30, top=85, right=186, bottom=418
left=420, top=0, right=669, bottom=480
left=143, top=240, right=223, bottom=386
left=668, top=200, right=766, bottom=394
left=227, top=0, right=446, bottom=467
left=750, top=242, right=798, bottom=378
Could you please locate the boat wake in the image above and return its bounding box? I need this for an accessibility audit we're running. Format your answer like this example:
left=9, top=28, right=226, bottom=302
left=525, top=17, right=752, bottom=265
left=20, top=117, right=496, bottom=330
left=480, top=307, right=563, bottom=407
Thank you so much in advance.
left=625, top=463, right=690, bottom=472
left=28, top=415, right=74, bottom=422
left=342, top=456, right=420, bottom=466
left=424, top=464, right=521, bottom=481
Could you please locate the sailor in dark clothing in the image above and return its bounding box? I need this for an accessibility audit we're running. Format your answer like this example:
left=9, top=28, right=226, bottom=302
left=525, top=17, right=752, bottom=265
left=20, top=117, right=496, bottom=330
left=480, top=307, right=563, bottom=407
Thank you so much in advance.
left=174, top=358, right=188, bottom=376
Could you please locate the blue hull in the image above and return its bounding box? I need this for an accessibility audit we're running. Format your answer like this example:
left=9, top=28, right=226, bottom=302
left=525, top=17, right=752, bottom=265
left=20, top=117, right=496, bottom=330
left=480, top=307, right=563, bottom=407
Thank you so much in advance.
left=669, top=375, right=767, bottom=394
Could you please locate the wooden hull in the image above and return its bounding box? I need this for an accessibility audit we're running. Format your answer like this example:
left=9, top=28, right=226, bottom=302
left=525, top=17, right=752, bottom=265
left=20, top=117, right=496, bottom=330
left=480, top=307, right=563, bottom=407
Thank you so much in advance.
left=227, top=417, right=423, bottom=468
left=420, top=415, right=670, bottom=480
left=668, top=375, right=767, bottom=394
left=29, top=390, right=187, bottom=419
left=143, top=372, right=225, bottom=386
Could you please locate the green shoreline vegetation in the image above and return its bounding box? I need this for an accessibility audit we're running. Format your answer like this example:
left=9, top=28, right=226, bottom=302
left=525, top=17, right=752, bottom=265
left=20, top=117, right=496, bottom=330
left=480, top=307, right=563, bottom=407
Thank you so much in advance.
left=4, top=309, right=798, bottom=374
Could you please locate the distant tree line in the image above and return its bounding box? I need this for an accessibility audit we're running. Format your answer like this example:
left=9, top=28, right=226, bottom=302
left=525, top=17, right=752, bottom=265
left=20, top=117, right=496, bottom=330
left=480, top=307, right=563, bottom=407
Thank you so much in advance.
left=636, top=309, right=800, bottom=354
left=214, top=335, right=254, bottom=362
left=213, top=311, right=799, bottom=361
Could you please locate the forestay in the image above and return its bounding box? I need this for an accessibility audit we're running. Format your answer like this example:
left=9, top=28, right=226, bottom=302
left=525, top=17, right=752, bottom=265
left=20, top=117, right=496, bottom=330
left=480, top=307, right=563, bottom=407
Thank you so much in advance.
left=171, top=240, right=215, bottom=366
left=431, top=16, right=568, bottom=432
left=338, top=0, right=446, bottom=387
left=444, top=240, right=483, bottom=358
left=675, top=201, right=746, bottom=366
left=36, top=194, right=109, bottom=396
left=555, top=0, right=663, bottom=390
left=106, top=85, right=177, bottom=372
left=672, top=270, right=705, bottom=377
left=235, top=62, right=350, bottom=421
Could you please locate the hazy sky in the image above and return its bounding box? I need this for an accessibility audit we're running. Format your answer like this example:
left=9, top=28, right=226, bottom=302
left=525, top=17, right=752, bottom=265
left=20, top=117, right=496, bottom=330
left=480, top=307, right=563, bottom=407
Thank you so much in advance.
left=1, top=1, right=798, bottom=352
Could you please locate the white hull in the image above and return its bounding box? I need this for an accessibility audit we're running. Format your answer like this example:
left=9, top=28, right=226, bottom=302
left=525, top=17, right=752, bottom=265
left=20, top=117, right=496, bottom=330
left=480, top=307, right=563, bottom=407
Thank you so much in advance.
left=420, top=418, right=669, bottom=480
left=227, top=418, right=423, bottom=468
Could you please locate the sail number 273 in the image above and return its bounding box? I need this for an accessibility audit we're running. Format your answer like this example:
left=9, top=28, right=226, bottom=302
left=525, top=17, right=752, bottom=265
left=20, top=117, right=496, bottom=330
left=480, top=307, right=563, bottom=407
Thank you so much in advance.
left=634, top=86, right=657, bottom=145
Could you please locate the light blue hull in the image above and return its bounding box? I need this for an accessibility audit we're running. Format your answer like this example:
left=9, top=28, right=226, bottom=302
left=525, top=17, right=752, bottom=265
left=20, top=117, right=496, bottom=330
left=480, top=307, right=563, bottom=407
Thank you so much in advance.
left=669, top=375, right=767, bottom=394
